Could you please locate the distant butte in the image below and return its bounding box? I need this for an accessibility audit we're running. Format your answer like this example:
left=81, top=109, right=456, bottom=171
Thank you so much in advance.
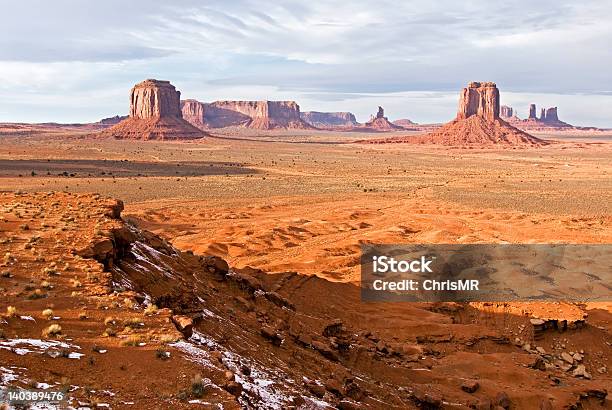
left=367, top=82, right=545, bottom=146
left=420, top=82, right=544, bottom=145
left=363, top=106, right=404, bottom=130
left=99, top=79, right=206, bottom=140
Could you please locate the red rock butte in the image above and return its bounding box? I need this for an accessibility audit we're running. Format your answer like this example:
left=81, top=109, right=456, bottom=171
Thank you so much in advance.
left=422, top=82, right=544, bottom=145
left=364, top=106, right=404, bottom=130
left=99, top=79, right=206, bottom=140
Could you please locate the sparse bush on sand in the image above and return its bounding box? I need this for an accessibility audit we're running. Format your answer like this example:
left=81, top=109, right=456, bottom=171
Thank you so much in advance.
left=191, top=374, right=204, bottom=398
left=6, top=306, right=18, bottom=317
left=42, top=308, right=54, bottom=319
left=103, top=328, right=117, bottom=337
left=160, top=334, right=180, bottom=345
left=121, top=335, right=143, bottom=347
left=144, top=304, right=158, bottom=316
left=104, top=316, right=117, bottom=326
left=42, top=324, right=62, bottom=338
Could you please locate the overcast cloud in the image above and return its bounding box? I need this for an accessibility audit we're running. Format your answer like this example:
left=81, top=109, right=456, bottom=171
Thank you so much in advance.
left=1, top=0, right=611, bottom=126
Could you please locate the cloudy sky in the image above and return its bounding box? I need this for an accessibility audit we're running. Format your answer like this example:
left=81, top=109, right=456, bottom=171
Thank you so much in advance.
left=1, top=0, right=611, bottom=126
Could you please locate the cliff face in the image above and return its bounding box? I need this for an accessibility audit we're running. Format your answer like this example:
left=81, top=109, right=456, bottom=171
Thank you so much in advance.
left=457, top=81, right=500, bottom=122
left=130, top=79, right=182, bottom=119
left=500, top=105, right=514, bottom=119
left=180, top=100, right=313, bottom=130
left=300, top=111, right=359, bottom=128
left=99, top=79, right=206, bottom=140
left=180, top=99, right=207, bottom=127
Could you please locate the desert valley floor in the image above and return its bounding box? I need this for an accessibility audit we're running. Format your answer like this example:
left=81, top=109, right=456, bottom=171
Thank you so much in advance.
left=0, top=128, right=611, bottom=409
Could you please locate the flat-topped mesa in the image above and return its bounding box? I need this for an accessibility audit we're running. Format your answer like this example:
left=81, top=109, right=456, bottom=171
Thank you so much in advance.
left=300, top=111, right=359, bottom=128
left=181, top=100, right=314, bottom=129
left=457, top=81, right=500, bottom=122
left=130, top=79, right=182, bottom=119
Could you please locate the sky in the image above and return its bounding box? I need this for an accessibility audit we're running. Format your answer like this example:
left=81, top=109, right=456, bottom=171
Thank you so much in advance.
left=1, top=0, right=611, bottom=127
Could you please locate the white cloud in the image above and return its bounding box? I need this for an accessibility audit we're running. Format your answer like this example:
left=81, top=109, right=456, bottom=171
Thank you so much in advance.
left=0, top=0, right=611, bottom=126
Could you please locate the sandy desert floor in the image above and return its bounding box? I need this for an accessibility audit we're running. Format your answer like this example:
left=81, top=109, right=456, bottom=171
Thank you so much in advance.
left=0, top=128, right=611, bottom=408
left=1, top=131, right=610, bottom=281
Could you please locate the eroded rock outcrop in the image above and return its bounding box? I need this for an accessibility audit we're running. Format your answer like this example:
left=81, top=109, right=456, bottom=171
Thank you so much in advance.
left=300, top=111, right=359, bottom=128
left=529, top=103, right=537, bottom=119
left=99, top=79, right=206, bottom=140
left=505, top=104, right=573, bottom=129
left=364, top=106, right=403, bottom=130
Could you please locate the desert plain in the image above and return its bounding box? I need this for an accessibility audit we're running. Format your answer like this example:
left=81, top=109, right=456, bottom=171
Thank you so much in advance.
left=0, top=124, right=611, bottom=409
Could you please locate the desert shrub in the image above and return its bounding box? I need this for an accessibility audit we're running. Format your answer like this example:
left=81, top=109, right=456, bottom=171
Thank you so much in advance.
left=6, top=306, right=18, bottom=317
left=103, top=328, right=117, bottom=337
left=124, top=317, right=143, bottom=327
left=156, top=348, right=170, bottom=360
left=42, top=324, right=62, bottom=338
left=104, top=316, right=117, bottom=326
left=191, top=374, right=204, bottom=398
left=78, top=312, right=88, bottom=320
left=28, top=289, right=46, bottom=300
left=70, top=278, right=82, bottom=288
left=160, top=334, right=180, bottom=345
left=144, top=304, right=158, bottom=316
left=121, top=335, right=142, bottom=347
left=42, top=308, right=54, bottom=319
left=40, top=280, right=52, bottom=290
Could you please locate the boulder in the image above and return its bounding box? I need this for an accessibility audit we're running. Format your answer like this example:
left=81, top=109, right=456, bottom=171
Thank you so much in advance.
left=461, top=380, right=480, bottom=393
left=171, top=315, right=194, bottom=338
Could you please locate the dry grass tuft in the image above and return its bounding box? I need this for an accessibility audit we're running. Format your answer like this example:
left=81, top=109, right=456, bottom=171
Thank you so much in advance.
left=6, top=306, right=18, bottom=317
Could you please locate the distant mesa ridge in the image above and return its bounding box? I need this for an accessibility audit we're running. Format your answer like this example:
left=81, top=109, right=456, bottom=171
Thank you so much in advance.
left=300, top=111, right=359, bottom=128
left=99, top=79, right=206, bottom=140
left=180, top=99, right=314, bottom=130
